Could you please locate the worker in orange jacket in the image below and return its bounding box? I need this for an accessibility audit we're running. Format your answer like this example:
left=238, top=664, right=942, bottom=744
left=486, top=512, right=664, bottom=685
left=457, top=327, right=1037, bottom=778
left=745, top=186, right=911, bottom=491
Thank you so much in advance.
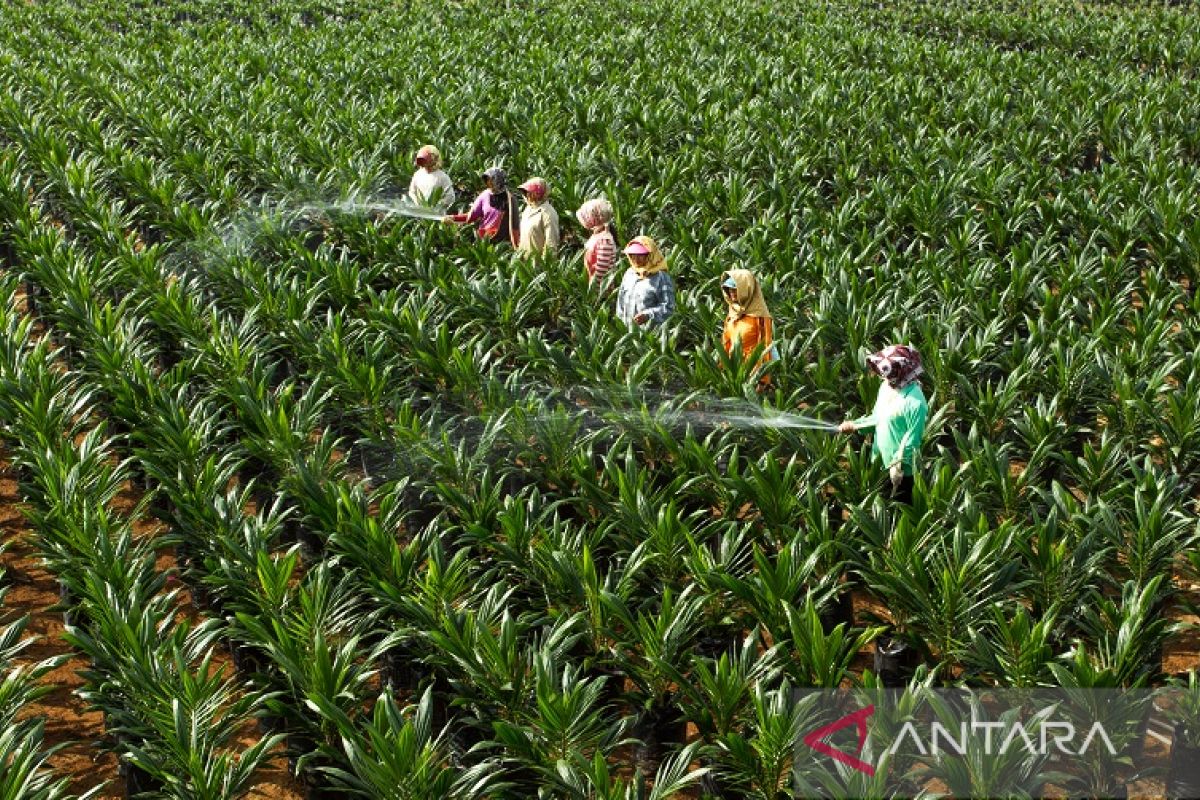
left=721, top=269, right=776, bottom=386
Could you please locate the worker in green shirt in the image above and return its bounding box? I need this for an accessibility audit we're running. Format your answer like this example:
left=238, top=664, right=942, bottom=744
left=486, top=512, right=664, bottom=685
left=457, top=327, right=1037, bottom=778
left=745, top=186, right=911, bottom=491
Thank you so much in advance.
left=838, top=345, right=929, bottom=504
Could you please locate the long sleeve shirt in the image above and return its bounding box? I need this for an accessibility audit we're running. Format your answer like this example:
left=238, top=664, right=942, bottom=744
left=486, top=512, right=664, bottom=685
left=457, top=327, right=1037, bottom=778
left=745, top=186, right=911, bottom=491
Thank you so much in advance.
left=408, top=169, right=455, bottom=208
left=615, top=269, right=675, bottom=328
left=518, top=203, right=560, bottom=258
left=851, top=381, right=928, bottom=476
left=722, top=314, right=776, bottom=385
left=584, top=230, right=617, bottom=283
left=722, top=315, right=775, bottom=362
left=448, top=190, right=519, bottom=245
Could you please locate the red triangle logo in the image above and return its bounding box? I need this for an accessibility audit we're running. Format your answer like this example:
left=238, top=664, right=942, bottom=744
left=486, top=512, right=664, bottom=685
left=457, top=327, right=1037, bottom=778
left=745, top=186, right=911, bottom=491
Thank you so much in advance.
left=802, top=704, right=876, bottom=776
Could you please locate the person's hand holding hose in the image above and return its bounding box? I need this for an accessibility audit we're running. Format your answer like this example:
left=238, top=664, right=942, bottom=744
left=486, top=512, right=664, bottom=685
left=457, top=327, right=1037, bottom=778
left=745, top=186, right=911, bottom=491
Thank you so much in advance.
left=837, top=421, right=856, bottom=434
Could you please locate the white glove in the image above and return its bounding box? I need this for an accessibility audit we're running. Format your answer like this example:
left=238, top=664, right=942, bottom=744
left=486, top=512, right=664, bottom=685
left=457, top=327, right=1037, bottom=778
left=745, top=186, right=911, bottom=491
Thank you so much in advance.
left=889, top=462, right=903, bottom=489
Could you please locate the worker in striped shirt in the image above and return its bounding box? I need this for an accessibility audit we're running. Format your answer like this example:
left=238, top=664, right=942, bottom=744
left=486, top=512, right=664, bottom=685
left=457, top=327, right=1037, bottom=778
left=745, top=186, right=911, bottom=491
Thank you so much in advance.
left=575, top=198, right=618, bottom=286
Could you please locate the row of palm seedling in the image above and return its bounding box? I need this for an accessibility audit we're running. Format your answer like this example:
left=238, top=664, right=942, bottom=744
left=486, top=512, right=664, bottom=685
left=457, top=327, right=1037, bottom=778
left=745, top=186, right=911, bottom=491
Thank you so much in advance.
left=0, top=151, right=443, bottom=796
left=0, top=150, right=382, bottom=795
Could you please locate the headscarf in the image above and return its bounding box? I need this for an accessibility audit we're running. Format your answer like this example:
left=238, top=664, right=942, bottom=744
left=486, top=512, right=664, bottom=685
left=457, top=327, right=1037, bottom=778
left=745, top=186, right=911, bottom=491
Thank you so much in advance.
left=576, top=198, right=613, bottom=230
left=721, top=269, right=771, bottom=321
left=866, top=345, right=924, bottom=389
left=481, top=167, right=508, bottom=193
left=625, top=236, right=667, bottom=278
left=415, top=144, right=441, bottom=170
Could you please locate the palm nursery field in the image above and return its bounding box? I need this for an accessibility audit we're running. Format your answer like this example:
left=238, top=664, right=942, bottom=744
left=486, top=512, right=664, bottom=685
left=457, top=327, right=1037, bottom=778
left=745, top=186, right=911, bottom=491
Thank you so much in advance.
left=0, top=0, right=1199, bottom=797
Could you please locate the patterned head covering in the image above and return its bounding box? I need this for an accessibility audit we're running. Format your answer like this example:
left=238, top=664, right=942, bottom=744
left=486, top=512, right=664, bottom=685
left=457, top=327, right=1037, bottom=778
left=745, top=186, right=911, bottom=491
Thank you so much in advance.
left=721, top=269, right=771, bottom=320
left=481, top=167, right=508, bottom=192
left=624, top=236, right=667, bottom=278
left=867, top=345, right=924, bottom=389
left=576, top=198, right=613, bottom=230
left=414, top=144, right=441, bottom=170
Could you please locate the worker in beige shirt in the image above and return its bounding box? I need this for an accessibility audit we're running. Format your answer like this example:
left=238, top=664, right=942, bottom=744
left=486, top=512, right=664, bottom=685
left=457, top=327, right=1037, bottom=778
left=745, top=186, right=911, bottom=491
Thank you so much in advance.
left=517, top=177, right=560, bottom=258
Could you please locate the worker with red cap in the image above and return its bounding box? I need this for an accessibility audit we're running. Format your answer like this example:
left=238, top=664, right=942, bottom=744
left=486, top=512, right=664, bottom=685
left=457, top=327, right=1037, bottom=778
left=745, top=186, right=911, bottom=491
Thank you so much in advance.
left=516, top=177, right=560, bottom=258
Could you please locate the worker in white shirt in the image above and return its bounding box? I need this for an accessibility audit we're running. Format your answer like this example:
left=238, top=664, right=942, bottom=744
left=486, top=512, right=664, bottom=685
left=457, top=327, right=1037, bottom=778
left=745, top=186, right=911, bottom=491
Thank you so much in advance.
left=516, top=177, right=560, bottom=259
left=408, top=145, right=456, bottom=209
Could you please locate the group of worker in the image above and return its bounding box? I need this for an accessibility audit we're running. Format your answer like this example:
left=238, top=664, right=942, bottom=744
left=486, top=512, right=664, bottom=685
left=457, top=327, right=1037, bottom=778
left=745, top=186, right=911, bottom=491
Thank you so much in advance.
left=407, top=145, right=927, bottom=502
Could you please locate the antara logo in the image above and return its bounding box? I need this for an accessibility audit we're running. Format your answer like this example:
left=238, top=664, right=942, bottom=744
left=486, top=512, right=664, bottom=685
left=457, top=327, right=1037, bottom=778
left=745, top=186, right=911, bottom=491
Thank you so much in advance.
left=802, top=702, right=1121, bottom=779
left=803, top=705, right=877, bottom=776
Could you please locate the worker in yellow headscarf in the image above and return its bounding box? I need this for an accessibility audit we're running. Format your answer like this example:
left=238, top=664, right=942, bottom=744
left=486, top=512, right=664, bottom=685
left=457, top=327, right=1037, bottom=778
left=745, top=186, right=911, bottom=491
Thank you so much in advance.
left=720, top=269, right=776, bottom=385
left=615, top=236, right=675, bottom=328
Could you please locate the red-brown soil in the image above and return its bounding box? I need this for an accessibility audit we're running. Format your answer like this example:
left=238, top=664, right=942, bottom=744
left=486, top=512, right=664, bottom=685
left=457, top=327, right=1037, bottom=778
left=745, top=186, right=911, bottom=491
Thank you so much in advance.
left=0, top=469, right=303, bottom=798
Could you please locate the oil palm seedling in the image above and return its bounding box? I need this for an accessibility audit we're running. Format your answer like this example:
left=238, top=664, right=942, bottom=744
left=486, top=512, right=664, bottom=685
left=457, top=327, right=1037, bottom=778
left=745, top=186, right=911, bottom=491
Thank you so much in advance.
left=726, top=454, right=815, bottom=547
left=1070, top=577, right=1177, bottom=689
left=229, top=562, right=383, bottom=786
left=198, top=497, right=291, bottom=621
left=784, top=597, right=883, bottom=689
left=602, top=586, right=707, bottom=772
left=1107, top=466, right=1197, bottom=599
left=0, top=720, right=76, bottom=800
left=857, top=517, right=1025, bottom=679
left=706, top=539, right=844, bottom=648
left=560, top=742, right=709, bottom=800
left=672, top=633, right=782, bottom=798
left=110, top=650, right=283, bottom=800
left=1161, top=671, right=1200, bottom=798
left=421, top=599, right=541, bottom=732
left=673, top=632, right=783, bottom=746
left=0, top=604, right=72, bottom=800
left=905, top=695, right=1069, bottom=799
left=1017, top=494, right=1114, bottom=624
left=308, top=688, right=502, bottom=799
left=487, top=652, right=631, bottom=795
left=710, top=682, right=804, bottom=800
left=1048, top=643, right=1160, bottom=798
left=961, top=605, right=1060, bottom=688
